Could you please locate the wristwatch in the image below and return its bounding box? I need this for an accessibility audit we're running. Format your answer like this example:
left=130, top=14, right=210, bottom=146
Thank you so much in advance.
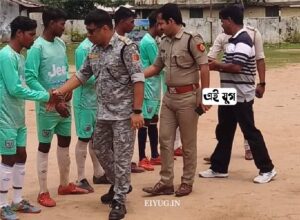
left=257, top=82, right=266, bottom=87
left=133, top=109, right=142, bottom=114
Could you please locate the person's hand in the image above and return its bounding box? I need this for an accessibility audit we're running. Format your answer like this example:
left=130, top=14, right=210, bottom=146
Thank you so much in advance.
left=201, top=103, right=211, bottom=112
left=46, top=89, right=70, bottom=117
left=64, top=91, right=73, bottom=102
left=208, top=60, right=219, bottom=71
left=131, top=113, right=144, bottom=129
left=55, top=101, right=70, bottom=118
left=47, top=89, right=64, bottom=111
left=255, top=84, right=265, bottom=98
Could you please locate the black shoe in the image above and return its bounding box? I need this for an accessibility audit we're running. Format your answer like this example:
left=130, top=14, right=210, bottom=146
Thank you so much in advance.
left=109, top=200, right=127, bottom=220
left=100, top=185, right=133, bottom=204
left=77, top=178, right=94, bottom=193
left=101, top=185, right=114, bottom=204
left=93, top=174, right=110, bottom=184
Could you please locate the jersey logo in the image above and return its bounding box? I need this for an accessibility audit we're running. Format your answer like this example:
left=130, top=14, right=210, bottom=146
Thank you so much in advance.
left=85, top=125, right=91, bottom=132
left=48, top=64, right=67, bottom=78
left=42, top=129, right=51, bottom=138
left=147, top=106, right=153, bottom=114
left=4, top=140, right=14, bottom=149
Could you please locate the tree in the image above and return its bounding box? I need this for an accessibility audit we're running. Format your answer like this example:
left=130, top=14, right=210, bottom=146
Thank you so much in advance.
left=40, top=0, right=131, bottom=19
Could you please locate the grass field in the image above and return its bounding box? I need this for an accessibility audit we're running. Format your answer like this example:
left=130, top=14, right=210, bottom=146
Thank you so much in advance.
left=2, top=42, right=300, bottom=68
left=264, top=43, right=300, bottom=68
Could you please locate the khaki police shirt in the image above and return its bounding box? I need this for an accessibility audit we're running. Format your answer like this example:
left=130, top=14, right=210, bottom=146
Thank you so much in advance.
left=208, top=25, right=265, bottom=60
left=76, top=32, right=144, bottom=120
left=154, top=28, right=208, bottom=87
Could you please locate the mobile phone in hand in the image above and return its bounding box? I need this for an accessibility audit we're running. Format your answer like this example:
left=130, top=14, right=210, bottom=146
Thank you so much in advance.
left=195, top=106, right=204, bottom=116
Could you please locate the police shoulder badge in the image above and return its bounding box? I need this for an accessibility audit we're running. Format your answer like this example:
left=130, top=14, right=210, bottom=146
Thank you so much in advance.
left=132, top=54, right=140, bottom=62
left=197, top=43, right=205, bottom=52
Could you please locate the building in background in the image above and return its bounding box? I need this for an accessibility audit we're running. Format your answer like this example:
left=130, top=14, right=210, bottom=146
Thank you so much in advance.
left=0, top=0, right=44, bottom=42
left=133, top=0, right=300, bottom=19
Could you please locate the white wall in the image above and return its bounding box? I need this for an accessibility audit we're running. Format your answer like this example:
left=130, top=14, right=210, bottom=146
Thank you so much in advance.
left=0, top=0, right=19, bottom=42
left=184, top=17, right=300, bottom=44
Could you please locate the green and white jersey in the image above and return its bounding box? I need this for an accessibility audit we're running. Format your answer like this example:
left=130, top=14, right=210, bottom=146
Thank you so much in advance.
left=25, top=36, right=69, bottom=114
left=139, top=33, right=162, bottom=101
left=73, top=38, right=97, bottom=110
left=0, top=45, right=49, bottom=128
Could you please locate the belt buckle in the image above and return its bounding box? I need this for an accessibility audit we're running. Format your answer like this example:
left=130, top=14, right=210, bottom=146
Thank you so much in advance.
left=169, top=87, right=177, bottom=94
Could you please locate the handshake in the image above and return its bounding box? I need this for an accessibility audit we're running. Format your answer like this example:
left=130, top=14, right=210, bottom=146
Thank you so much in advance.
left=47, top=89, right=72, bottom=118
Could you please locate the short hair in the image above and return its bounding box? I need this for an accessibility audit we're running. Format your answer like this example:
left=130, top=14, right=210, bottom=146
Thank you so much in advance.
left=42, top=7, right=67, bottom=27
left=114, top=7, right=136, bottom=25
left=84, top=9, right=113, bottom=29
left=219, top=5, right=244, bottom=25
left=10, top=16, right=37, bottom=38
left=157, top=3, right=184, bottom=26
left=148, top=10, right=158, bottom=28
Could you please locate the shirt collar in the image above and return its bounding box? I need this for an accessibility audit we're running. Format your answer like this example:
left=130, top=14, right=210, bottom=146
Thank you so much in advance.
left=174, top=27, right=185, bottom=39
left=165, top=27, right=184, bottom=43
left=231, top=28, right=246, bottom=39
left=108, top=32, right=119, bottom=47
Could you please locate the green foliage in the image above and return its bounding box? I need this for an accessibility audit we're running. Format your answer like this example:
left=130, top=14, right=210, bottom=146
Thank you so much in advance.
left=71, top=30, right=86, bottom=42
left=40, top=0, right=131, bottom=19
left=63, top=0, right=97, bottom=19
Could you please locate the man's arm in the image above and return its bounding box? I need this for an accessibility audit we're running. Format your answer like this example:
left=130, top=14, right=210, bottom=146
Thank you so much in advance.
left=200, top=64, right=210, bottom=89
left=56, top=53, right=93, bottom=95
left=1, top=57, right=49, bottom=102
left=123, top=44, right=145, bottom=129
left=207, top=33, right=227, bottom=60
left=255, top=58, right=266, bottom=98
left=133, top=81, right=144, bottom=110
left=144, top=64, right=162, bottom=78
left=143, top=41, right=164, bottom=78
left=25, top=46, right=47, bottom=91
left=209, top=61, right=242, bottom=73
left=189, top=34, right=211, bottom=111
left=253, top=30, right=266, bottom=98
left=55, top=75, right=82, bottom=94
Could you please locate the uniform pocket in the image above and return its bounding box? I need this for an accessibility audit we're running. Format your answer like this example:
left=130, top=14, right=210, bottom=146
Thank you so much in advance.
left=174, top=53, right=195, bottom=69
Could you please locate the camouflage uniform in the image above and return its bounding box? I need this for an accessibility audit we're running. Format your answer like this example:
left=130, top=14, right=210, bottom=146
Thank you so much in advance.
left=76, top=33, right=144, bottom=204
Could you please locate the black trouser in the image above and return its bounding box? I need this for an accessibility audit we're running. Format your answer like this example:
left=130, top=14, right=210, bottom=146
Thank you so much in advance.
left=138, top=124, right=159, bottom=161
left=210, top=100, right=274, bottom=173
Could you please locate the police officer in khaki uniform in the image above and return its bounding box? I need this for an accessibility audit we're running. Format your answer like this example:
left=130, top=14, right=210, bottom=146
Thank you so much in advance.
left=142, top=3, right=210, bottom=197
left=203, top=25, right=266, bottom=161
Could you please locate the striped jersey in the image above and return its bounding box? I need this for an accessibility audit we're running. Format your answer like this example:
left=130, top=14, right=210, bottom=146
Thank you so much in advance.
left=220, top=29, right=256, bottom=102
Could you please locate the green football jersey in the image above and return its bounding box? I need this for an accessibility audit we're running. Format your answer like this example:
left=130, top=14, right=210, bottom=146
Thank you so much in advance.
left=73, top=38, right=97, bottom=109
left=0, top=45, right=49, bottom=128
left=25, top=36, right=69, bottom=114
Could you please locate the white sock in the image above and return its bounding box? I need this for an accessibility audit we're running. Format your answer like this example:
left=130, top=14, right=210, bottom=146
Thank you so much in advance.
left=57, top=146, right=70, bottom=186
left=75, top=140, right=88, bottom=181
left=12, top=163, right=25, bottom=204
left=0, top=163, right=13, bottom=207
left=37, top=151, right=49, bottom=193
left=88, top=140, right=104, bottom=178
